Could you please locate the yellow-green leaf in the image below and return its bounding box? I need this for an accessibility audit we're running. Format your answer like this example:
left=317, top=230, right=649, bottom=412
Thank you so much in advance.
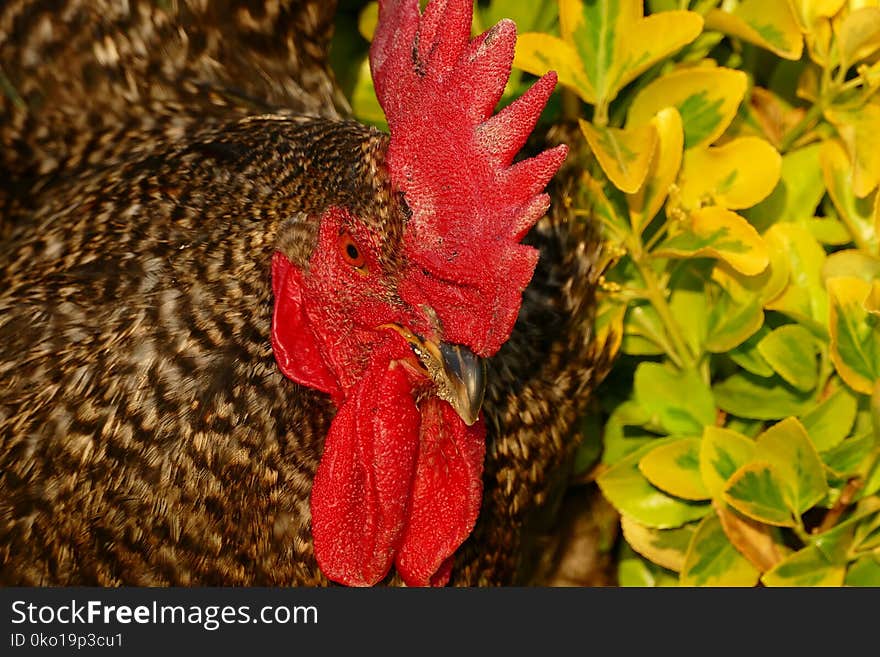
left=597, top=439, right=711, bottom=529
left=789, top=0, right=842, bottom=65
left=821, top=432, right=875, bottom=478
left=762, top=545, right=846, bottom=586
left=756, top=325, right=820, bottom=392
left=823, top=249, right=880, bottom=285
left=838, top=7, right=880, bottom=70
left=801, top=385, right=859, bottom=451
left=594, top=299, right=626, bottom=362
left=639, top=438, right=711, bottom=501
left=700, top=427, right=757, bottom=500
left=828, top=276, right=880, bottom=394
left=716, top=502, right=786, bottom=572
left=728, top=327, right=775, bottom=377
left=790, top=0, right=846, bottom=31
left=754, top=417, right=829, bottom=515
left=628, top=107, right=684, bottom=234
left=620, top=515, right=696, bottom=572
left=715, top=371, right=815, bottom=420
left=633, top=363, right=716, bottom=435
left=706, top=0, right=804, bottom=59
left=745, top=143, right=825, bottom=231
left=628, top=66, right=748, bottom=150
left=560, top=0, right=703, bottom=111
left=704, top=268, right=765, bottom=352
left=763, top=222, right=829, bottom=329
left=579, top=119, right=658, bottom=194
left=679, top=137, right=782, bottom=211
left=514, top=33, right=594, bottom=103
left=845, top=553, right=880, bottom=586
left=358, top=1, right=379, bottom=41
left=654, top=206, right=770, bottom=276
left=350, top=57, right=387, bottom=128
left=680, top=512, right=760, bottom=586
left=618, top=543, right=680, bottom=587
left=826, top=104, right=880, bottom=200
left=723, top=461, right=795, bottom=526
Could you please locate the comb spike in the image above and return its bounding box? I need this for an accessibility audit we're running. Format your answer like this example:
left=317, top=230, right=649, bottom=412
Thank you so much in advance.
left=510, top=194, right=552, bottom=241
left=371, top=0, right=568, bottom=357
left=502, top=144, right=569, bottom=200
left=418, top=0, right=473, bottom=75
left=477, top=72, right=557, bottom=167
left=457, top=19, right=516, bottom=123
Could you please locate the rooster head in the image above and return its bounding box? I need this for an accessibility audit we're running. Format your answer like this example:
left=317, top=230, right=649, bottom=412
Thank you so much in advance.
left=270, top=0, right=566, bottom=586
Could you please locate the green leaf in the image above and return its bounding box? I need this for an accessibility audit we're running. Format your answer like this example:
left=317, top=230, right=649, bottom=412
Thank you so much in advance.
left=845, top=553, right=880, bottom=586
left=812, top=508, right=880, bottom=563
left=639, top=438, right=711, bottom=501
left=655, top=206, right=770, bottom=276
left=617, top=543, right=679, bottom=587
left=669, top=266, right=710, bottom=357
left=705, top=0, right=804, bottom=60
left=821, top=433, right=875, bottom=477
left=633, top=363, right=716, bottom=435
left=728, top=327, right=775, bottom=377
left=601, top=400, right=657, bottom=466
left=763, top=223, right=829, bottom=329
left=762, top=545, right=846, bottom=586
left=827, top=276, right=880, bottom=395
left=680, top=512, right=760, bottom=586
left=597, top=439, right=711, bottom=529
left=801, top=385, right=859, bottom=451
left=627, top=66, right=748, bottom=150
left=679, top=137, right=782, bottom=211
left=620, top=515, right=696, bottom=572
left=476, top=0, right=558, bottom=36
left=714, top=371, right=815, bottom=420
left=745, top=143, right=825, bottom=232
left=700, top=427, right=757, bottom=500
left=704, top=282, right=765, bottom=353
left=723, top=462, right=795, bottom=526
left=563, top=0, right=703, bottom=108
left=579, top=120, right=658, bottom=194
left=755, top=417, right=829, bottom=515
left=756, top=324, right=819, bottom=392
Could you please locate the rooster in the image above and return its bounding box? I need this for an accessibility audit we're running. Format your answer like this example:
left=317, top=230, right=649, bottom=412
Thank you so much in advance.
left=0, top=0, right=610, bottom=586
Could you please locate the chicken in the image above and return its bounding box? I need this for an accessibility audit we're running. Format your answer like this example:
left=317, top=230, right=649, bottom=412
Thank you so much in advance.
left=0, top=0, right=610, bottom=586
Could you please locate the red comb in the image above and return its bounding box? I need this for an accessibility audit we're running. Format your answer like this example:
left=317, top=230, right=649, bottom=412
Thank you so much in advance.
left=371, top=0, right=568, bottom=356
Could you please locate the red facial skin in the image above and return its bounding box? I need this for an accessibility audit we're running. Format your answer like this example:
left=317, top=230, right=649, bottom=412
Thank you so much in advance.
left=272, top=0, right=568, bottom=587
left=271, top=206, right=486, bottom=587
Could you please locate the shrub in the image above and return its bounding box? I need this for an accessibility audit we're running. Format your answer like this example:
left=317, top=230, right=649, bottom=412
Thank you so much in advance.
left=334, top=0, right=880, bottom=586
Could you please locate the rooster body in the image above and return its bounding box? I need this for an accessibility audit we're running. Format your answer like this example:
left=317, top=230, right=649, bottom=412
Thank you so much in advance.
left=0, top=0, right=609, bottom=586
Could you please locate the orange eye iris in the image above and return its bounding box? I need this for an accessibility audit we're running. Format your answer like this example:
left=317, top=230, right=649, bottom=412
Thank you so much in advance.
left=339, top=230, right=367, bottom=271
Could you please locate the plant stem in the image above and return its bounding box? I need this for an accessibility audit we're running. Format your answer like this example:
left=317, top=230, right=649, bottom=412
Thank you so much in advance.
left=631, top=249, right=696, bottom=370
left=779, top=100, right=825, bottom=152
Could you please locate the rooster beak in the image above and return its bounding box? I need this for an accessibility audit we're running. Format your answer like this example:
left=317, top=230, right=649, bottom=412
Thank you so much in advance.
left=437, top=342, right=486, bottom=426
left=382, top=324, right=487, bottom=426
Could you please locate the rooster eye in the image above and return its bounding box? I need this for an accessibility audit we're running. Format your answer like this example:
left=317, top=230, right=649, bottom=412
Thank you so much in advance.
left=339, top=230, right=368, bottom=272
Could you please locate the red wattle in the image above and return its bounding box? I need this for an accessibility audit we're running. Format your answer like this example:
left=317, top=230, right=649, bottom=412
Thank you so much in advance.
left=395, top=398, right=486, bottom=586
left=310, top=358, right=421, bottom=586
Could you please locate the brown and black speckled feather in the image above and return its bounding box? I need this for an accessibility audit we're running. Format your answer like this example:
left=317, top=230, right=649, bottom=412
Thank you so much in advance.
left=0, top=0, right=611, bottom=586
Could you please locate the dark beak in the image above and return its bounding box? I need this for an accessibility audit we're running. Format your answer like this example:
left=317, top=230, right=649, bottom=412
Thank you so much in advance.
left=382, top=324, right=487, bottom=426
left=437, top=342, right=486, bottom=426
